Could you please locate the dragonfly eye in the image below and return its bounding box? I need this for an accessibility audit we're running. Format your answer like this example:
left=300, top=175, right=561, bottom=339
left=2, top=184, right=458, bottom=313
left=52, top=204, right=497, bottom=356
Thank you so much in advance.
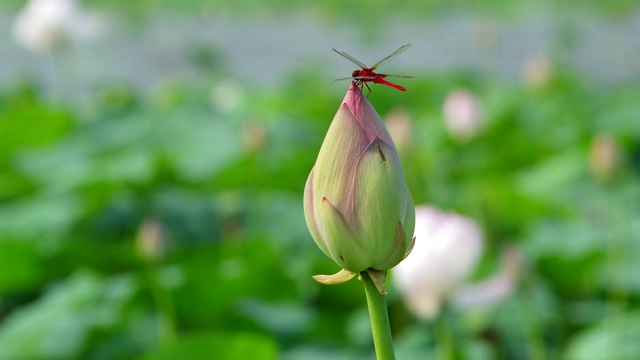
left=351, top=70, right=361, bottom=78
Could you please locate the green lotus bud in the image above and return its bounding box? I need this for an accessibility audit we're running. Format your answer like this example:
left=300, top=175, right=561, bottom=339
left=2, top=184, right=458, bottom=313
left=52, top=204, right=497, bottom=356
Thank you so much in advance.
left=304, top=83, right=415, bottom=293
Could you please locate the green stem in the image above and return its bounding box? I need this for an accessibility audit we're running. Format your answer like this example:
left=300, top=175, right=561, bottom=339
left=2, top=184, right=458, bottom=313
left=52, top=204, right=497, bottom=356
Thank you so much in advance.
left=520, top=291, right=546, bottom=360
left=434, top=313, right=454, bottom=360
left=362, top=271, right=396, bottom=360
left=147, top=265, right=177, bottom=344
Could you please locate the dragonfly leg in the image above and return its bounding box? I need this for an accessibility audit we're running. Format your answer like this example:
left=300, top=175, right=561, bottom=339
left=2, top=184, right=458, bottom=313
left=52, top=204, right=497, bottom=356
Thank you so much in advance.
left=364, top=82, right=372, bottom=97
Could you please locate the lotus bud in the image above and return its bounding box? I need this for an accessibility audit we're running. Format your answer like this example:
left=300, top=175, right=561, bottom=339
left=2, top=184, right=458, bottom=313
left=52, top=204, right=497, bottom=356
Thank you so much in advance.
left=589, top=133, right=619, bottom=182
left=522, top=54, right=551, bottom=89
left=136, top=218, right=165, bottom=264
left=242, top=120, right=267, bottom=154
left=304, top=83, right=415, bottom=293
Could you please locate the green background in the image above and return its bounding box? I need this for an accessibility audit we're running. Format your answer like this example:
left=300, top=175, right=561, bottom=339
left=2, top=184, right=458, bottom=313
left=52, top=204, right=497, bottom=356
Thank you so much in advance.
left=1, top=1, right=639, bottom=359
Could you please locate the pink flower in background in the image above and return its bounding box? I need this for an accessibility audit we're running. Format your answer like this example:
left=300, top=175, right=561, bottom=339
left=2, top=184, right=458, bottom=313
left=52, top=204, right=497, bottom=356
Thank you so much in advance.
left=136, top=218, right=166, bottom=263
left=442, top=89, right=481, bottom=143
left=241, top=121, right=267, bottom=154
left=12, top=0, right=107, bottom=53
left=393, top=206, right=520, bottom=320
left=589, top=133, right=619, bottom=182
left=522, top=54, right=551, bottom=89
left=451, top=246, right=521, bottom=309
left=384, top=108, right=412, bottom=152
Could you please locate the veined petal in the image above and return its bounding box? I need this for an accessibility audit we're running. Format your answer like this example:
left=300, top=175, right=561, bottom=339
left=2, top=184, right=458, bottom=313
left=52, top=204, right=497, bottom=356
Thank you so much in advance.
left=343, top=83, right=395, bottom=146
left=321, top=197, right=369, bottom=272
left=303, top=168, right=329, bottom=255
left=352, top=137, right=406, bottom=261
left=313, top=103, right=369, bottom=222
left=404, top=236, right=416, bottom=260
left=403, top=189, right=416, bottom=244
left=313, top=269, right=357, bottom=285
left=373, top=221, right=408, bottom=271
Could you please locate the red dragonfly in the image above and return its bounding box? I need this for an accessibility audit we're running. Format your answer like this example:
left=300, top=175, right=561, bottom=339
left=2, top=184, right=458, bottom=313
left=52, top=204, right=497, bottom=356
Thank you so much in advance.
left=333, top=44, right=413, bottom=92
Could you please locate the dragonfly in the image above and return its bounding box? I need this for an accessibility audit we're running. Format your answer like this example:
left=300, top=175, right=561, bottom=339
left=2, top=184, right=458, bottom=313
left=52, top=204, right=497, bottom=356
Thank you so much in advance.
left=333, top=44, right=413, bottom=92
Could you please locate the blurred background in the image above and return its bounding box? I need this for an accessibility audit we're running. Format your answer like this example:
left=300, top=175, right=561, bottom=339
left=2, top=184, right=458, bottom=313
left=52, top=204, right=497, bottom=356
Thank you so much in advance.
left=1, top=0, right=639, bottom=359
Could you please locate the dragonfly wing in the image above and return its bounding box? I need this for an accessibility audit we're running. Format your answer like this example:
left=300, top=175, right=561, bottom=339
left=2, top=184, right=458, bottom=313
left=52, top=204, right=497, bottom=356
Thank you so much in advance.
left=371, top=44, right=412, bottom=70
left=333, top=75, right=378, bottom=81
left=332, top=48, right=368, bottom=69
left=353, top=75, right=377, bottom=80
left=382, top=74, right=414, bottom=78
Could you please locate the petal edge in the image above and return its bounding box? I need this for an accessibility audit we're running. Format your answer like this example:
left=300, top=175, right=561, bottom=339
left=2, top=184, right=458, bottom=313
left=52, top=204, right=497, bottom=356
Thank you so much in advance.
left=313, top=269, right=358, bottom=285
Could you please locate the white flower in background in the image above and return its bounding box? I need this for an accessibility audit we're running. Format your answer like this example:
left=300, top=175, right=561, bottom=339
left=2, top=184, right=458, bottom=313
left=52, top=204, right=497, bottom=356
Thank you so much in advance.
left=442, top=89, right=481, bottom=143
left=210, top=79, right=245, bottom=114
left=12, top=0, right=107, bottom=54
left=393, top=206, right=484, bottom=320
left=393, top=206, right=521, bottom=320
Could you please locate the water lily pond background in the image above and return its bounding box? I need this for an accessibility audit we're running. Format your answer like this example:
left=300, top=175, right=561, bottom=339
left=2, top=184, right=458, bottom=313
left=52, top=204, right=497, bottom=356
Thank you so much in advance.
left=1, top=1, right=640, bottom=359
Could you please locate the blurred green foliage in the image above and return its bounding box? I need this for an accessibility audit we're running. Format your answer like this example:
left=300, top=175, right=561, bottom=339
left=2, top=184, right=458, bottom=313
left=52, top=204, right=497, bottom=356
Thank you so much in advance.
left=1, top=2, right=640, bottom=359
